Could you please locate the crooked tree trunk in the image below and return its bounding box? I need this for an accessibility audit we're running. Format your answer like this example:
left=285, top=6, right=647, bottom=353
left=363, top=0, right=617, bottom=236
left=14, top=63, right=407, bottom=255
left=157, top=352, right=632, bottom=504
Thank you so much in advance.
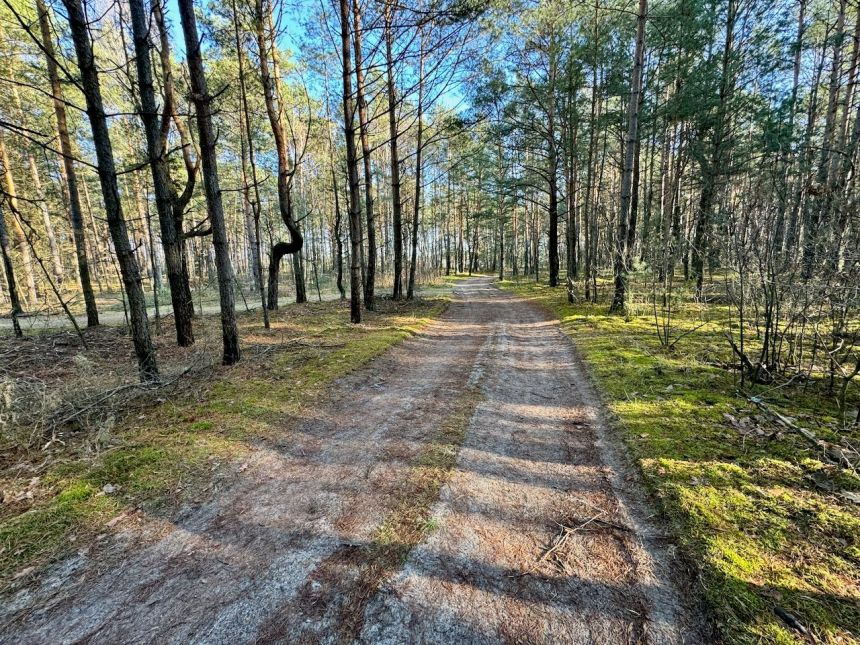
left=129, top=0, right=195, bottom=347
left=63, top=0, right=158, bottom=380
left=178, top=0, right=240, bottom=365
left=267, top=5, right=306, bottom=304
left=339, top=0, right=362, bottom=322
left=254, top=0, right=303, bottom=310
left=36, top=0, right=98, bottom=326
left=610, top=0, right=646, bottom=312
left=333, top=166, right=346, bottom=300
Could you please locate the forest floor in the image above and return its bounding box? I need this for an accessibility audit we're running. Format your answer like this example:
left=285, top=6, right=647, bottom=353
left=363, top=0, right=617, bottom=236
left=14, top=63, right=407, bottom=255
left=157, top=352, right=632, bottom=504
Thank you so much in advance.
left=500, top=278, right=860, bottom=644
left=0, top=276, right=709, bottom=644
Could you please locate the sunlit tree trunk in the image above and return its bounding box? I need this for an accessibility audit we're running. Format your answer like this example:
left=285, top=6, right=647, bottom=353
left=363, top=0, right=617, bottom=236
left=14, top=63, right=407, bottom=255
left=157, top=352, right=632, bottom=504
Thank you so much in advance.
left=384, top=0, right=404, bottom=300
left=36, top=0, right=98, bottom=326
left=407, top=32, right=425, bottom=300
left=129, top=0, right=196, bottom=346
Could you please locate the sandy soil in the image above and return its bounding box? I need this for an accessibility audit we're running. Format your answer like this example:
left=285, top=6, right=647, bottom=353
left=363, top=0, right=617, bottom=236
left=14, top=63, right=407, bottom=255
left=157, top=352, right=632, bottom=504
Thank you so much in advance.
left=0, top=277, right=709, bottom=644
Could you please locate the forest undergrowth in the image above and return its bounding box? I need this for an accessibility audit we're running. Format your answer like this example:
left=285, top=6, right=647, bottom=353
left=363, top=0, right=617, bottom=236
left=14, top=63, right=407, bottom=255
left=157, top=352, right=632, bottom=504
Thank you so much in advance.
left=0, top=293, right=449, bottom=592
left=502, top=276, right=860, bottom=644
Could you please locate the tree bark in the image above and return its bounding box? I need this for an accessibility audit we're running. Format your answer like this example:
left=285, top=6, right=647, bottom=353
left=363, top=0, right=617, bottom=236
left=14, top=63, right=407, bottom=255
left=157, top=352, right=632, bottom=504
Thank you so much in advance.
left=178, top=0, right=240, bottom=365
left=352, top=0, right=375, bottom=309
left=407, top=33, right=425, bottom=300
left=802, top=0, right=846, bottom=278
left=692, top=0, right=736, bottom=297
left=339, top=0, right=362, bottom=322
left=254, top=0, right=304, bottom=310
left=63, top=0, right=158, bottom=380
left=230, top=1, right=269, bottom=328
left=0, top=134, right=38, bottom=306
left=36, top=0, right=98, bottom=326
left=610, top=0, right=646, bottom=312
left=0, top=201, right=22, bottom=336
left=384, top=0, right=404, bottom=300
left=129, top=0, right=195, bottom=347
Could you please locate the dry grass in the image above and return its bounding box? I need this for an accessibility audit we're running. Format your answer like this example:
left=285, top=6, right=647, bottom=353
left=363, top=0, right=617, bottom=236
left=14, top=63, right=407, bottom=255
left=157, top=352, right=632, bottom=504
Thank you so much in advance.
left=0, top=295, right=449, bottom=591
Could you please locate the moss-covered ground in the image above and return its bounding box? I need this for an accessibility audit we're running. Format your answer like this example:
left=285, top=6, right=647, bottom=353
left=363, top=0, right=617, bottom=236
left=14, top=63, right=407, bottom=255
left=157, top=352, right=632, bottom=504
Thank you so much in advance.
left=0, top=295, right=448, bottom=590
left=500, top=277, right=859, bottom=644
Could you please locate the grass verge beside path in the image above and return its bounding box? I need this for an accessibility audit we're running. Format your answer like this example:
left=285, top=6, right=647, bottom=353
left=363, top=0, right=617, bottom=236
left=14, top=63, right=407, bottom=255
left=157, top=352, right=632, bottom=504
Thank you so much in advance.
left=0, top=296, right=449, bottom=591
left=500, top=279, right=860, bottom=645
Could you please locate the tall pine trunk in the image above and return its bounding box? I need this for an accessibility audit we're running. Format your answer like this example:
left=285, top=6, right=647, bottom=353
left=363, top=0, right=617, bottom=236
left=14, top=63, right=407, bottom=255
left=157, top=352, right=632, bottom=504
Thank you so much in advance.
left=63, top=0, right=158, bottom=380
left=384, top=0, right=404, bottom=300
left=178, top=0, right=240, bottom=365
left=339, top=0, right=362, bottom=322
left=352, top=0, right=375, bottom=309
left=0, top=135, right=38, bottom=306
left=129, top=0, right=195, bottom=347
left=231, top=0, right=268, bottom=328
left=610, top=0, right=646, bottom=312
left=407, top=34, right=425, bottom=300
left=692, top=0, right=736, bottom=297
left=0, top=201, right=22, bottom=336
left=37, top=0, right=98, bottom=326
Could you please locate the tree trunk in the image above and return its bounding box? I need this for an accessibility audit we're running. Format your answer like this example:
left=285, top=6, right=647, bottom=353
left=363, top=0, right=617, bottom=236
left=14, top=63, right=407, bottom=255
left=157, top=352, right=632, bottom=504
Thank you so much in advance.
left=802, top=0, right=846, bottom=278
left=352, top=0, right=375, bottom=309
left=0, top=201, right=22, bottom=336
left=230, top=1, right=268, bottom=328
left=10, top=70, right=65, bottom=286
left=610, top=0, right=646, bottom=312
left=407, top=34, right=425, bottom=300
left=692, top=0, right=736, bottom=297
left=178, top=0, right=240, bottom=365
left=0, top=135, right=38, bottom=306
left=130, top=0, right=195, bottom=347
left=63, top=0, right=158, bottom=380
left=384, top=0, right=404, bottom=300
left=36, top=0, right=99, bottom=326
left=547, top=47, right=560, bottom=288
left=339, top=0, right=362, bottom=322
left=151, top=0, right=197, bottom=331
left=254, top=0, right=304, bottom=309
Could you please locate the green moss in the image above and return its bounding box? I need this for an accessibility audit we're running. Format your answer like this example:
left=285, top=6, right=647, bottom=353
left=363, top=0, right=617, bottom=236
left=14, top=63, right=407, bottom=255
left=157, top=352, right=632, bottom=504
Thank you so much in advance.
left=500, top=277, right=860, bottom=645
left=0, top=296, right=450, bottom=588
left=0, top=481, right=118, bottom=583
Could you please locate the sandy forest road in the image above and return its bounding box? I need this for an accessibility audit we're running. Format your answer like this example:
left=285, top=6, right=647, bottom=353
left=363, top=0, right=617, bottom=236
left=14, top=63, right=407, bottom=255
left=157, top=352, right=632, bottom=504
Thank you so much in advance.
left=0, top=277, right=708, bottom=644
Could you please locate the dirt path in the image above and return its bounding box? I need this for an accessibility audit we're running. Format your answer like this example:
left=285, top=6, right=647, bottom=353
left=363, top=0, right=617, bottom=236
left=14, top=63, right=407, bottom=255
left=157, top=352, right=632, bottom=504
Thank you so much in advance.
left=0, top=277, right=707, bottom=644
